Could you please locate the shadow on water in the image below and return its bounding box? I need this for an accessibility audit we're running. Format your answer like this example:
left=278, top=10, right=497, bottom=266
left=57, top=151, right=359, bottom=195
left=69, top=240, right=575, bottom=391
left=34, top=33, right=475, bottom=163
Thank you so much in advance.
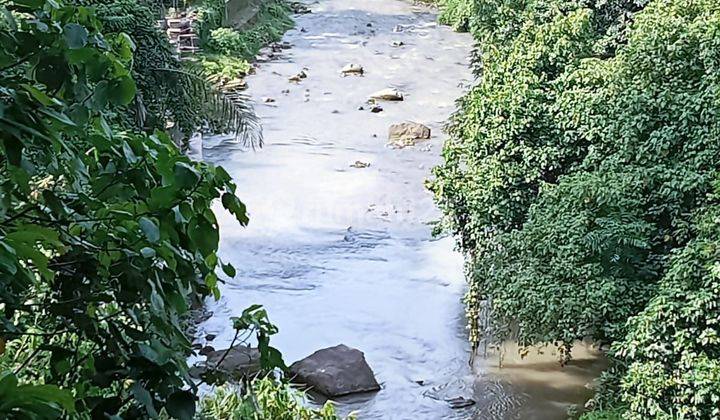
left=196, top=0, right=606, bottom=418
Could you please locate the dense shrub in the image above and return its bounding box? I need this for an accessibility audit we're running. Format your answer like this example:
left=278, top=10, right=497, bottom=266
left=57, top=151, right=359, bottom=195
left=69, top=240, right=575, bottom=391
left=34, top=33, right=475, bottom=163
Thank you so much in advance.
left=0, top=0, right=276, bottom=417
left=434, top=0, right=720, bottom=415
left=208, top=27, right=246, bottom=56
left=205, top=0, right=293, bottom=58
left=615, top=200, right=720, bottom=419
left=199, top=378, right=348, bottom=420
left=196, top=0, right=292, bottom=88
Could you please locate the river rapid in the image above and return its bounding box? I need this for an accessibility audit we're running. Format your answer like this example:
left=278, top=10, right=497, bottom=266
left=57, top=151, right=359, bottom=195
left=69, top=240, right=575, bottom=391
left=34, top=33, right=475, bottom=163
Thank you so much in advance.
left=197, top=0, right=606, bottom=418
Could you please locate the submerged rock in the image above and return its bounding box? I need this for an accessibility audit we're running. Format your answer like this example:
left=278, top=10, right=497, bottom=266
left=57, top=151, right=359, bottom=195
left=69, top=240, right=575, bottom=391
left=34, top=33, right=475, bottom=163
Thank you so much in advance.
left=350, top=160, right=370, bottom=168
left=369, top=88, right=403, bottom=101
left=289, top=344, right=380, bottom=397
left=341, top=63, right=364, bottom=76
left=192, top=346, right=261, bottom=380
left=446, top=396, right=476, bottom=409
left=388, top=122, right=431, bottom=148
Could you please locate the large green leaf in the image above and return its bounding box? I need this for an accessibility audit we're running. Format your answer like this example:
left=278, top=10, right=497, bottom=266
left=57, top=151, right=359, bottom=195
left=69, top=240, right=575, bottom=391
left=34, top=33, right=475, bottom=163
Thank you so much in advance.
left=165, top=391, right=195, bottom=420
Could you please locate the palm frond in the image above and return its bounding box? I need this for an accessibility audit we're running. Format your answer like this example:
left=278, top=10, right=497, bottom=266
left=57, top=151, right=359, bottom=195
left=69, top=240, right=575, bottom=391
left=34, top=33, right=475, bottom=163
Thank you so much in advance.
left=152, top=65, right=263, bottom=148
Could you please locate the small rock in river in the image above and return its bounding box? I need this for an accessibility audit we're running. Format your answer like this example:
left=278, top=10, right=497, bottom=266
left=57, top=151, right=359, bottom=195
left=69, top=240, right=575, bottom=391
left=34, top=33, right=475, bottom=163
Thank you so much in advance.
left=262, top=97, right=275, bottom=103
left=350, top=160, right=370, bottom=168
left=341, top=63, right=364, bottom=76
left=369, top=88, right=403, bottom=101
left=289, top=344, right=380, bottom=397
left=205, top=333, right=217, bottom=341
left=391, top=40, right=405, bottom=47
left=289, top=1, right=311, bottom=14
left=388, top=121, right=431, bottom=148
left=357, top=106, right=365, bottom=111
left=288, top=69, right=308, bottom=83
left=446, top=396, right=476, bottom=409
left=370, top=105, right=383, bottom=113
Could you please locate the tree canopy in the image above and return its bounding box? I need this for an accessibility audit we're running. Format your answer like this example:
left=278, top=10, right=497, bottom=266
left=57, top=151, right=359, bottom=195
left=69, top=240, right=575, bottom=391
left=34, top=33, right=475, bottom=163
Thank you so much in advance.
left=434, top=0, right=720, bottom=416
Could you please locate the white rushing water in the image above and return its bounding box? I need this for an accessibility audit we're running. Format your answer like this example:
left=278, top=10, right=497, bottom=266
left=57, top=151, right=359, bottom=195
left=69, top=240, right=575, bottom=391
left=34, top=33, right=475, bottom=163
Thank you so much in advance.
left=197, top=1, right=606, bottom=418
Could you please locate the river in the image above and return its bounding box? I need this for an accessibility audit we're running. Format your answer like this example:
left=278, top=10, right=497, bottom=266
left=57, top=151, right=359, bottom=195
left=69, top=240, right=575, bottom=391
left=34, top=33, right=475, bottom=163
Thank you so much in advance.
left=197, top=0, right=606, bottom=418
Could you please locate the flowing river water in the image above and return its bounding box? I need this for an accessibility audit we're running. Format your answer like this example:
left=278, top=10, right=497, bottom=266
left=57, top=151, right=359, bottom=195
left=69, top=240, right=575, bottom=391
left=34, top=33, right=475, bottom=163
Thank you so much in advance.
left=197, top=0, right=607, bottom=418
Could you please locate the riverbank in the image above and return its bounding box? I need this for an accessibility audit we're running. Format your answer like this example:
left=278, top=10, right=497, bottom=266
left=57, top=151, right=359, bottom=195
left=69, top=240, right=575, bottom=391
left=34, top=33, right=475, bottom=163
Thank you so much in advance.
left=432, top=0, right=720, bottom=418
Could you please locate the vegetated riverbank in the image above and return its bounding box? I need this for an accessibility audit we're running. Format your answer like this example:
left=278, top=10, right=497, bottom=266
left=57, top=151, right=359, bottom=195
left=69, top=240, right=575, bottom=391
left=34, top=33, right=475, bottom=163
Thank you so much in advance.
left=432, top=0, right=720, bottom=418
left=0, top=0, right=348, bottom=417
left=191, top=0, right=296, bottom=90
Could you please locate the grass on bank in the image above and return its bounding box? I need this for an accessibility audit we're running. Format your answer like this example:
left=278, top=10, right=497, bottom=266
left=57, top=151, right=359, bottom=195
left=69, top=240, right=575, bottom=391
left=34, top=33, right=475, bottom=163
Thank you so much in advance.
left=198, top=378, right=352, bottom=420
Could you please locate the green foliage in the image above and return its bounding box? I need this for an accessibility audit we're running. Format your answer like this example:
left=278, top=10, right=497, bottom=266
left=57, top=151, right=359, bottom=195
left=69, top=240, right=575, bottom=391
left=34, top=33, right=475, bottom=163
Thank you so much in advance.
left=208, top=27, right=246, bottom=56
left=578, top=407, right=625, bottom=420
left=433, top=0, right=720, bottom=345
left=0, top=0, right=271, bottom=417
left=199, top=378, right=348, bottom=420
left=0, top=371, right=75, bottom=418
left=438, top=0, right=477, bottom=31
left=196, top=0, right=293, bottom=83
left=82, top=0, right=261, bottom=144
left=205, top=0, right=293, bottom=59
left=615, top=201, right=720, bottom=419
left=434, top=0, right=720, bottom=416
left=193, top=0, right=227, bottom=46
left=200, top=54, right=252, bottom=85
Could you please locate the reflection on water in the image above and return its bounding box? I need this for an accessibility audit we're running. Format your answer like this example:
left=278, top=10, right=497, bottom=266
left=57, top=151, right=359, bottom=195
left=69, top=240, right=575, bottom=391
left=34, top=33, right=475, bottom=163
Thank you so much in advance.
left=197, top=0, right=606, bottom=418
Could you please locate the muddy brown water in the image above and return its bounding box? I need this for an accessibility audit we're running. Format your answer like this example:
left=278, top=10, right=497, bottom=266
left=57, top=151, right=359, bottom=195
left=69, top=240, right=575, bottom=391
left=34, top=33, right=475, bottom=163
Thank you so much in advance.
left=196, top=0, right=607, bottom=418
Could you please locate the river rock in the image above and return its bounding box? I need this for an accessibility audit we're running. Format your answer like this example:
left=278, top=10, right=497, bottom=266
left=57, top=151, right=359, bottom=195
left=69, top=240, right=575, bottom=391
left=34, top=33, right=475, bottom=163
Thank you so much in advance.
left=289, top=1, right=311, bottom=14
left=388, top=122, right=431, bottom=148
left=289, top=69, right=308, bottom=83
left=369, top=88, right=403, bottom=101
left=289, top=344, right=380, bottom=397
left=446, top=396, right=476, bottom=409
left=350, top=160, right=370, bottom=168
left=341, top=63, right=364, bottom=76
left=206, top=346, right=261, bottom=377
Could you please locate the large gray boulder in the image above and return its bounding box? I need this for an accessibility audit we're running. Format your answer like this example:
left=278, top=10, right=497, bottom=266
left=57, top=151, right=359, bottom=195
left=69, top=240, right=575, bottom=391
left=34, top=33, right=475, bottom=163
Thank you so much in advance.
left=289, top=344, right=380, bottom=397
